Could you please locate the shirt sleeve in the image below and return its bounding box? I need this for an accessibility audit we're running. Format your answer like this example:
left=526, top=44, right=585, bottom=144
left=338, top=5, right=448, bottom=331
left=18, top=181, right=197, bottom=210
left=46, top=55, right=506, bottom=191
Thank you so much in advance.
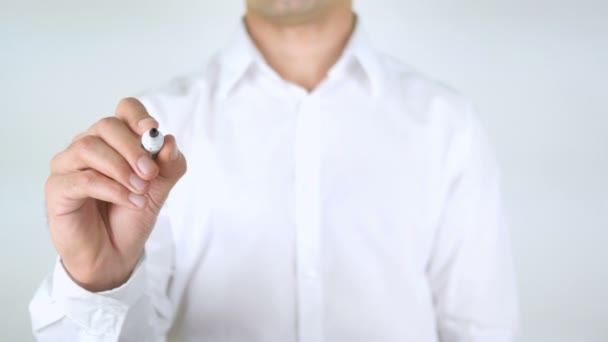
left=29, top=212, right=176, bottom=341
left=427, top=107, right=520, bottom=342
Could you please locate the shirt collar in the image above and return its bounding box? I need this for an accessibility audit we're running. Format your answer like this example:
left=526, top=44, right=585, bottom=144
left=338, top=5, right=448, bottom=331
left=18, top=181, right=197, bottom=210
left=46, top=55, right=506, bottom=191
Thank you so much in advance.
left=216, top=16, right=383, bottom=100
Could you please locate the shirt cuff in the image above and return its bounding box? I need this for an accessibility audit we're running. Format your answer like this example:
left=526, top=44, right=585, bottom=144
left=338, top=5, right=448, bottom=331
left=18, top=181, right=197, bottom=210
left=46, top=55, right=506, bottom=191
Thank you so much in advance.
left=51, top=254, right=147, bottom=336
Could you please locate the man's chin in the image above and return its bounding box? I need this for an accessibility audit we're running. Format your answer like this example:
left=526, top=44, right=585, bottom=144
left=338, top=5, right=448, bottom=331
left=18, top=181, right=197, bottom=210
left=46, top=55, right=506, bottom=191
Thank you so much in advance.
left=248, top=0, right=330, bottom=24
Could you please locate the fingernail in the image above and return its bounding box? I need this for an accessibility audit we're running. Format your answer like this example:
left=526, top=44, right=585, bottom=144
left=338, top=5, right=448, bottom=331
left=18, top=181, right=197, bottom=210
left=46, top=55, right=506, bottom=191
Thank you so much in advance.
left=137, top=155, right=157, bottom=176
left=128, top=193, right=147, bottom=208
left=170, top=144, right=179, bottom=161
left=138, top=118, right=157, bottom=129
left=129, top=173, right=147, bottom=191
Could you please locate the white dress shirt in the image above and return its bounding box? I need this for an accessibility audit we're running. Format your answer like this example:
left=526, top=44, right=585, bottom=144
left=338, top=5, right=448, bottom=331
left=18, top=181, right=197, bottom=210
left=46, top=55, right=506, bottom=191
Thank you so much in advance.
left=30, top=20, right=519, bottom=342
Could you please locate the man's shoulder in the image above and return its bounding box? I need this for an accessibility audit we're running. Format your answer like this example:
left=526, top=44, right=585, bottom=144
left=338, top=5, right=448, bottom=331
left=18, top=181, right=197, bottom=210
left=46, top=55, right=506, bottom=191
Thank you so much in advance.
left=376, top=51, right=468, bottom=103
left=373, top=51, right=474, bottom=128
left=374, top=52, right=486, bottom=176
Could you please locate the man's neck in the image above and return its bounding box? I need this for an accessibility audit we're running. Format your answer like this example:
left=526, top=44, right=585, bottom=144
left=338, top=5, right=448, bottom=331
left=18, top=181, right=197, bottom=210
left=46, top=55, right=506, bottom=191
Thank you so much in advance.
left=244, top=5, right=355, bottom=92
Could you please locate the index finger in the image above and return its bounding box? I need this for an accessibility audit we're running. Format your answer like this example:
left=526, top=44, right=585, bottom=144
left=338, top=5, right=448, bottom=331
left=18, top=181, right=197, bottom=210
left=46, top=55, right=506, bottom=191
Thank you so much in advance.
left=115, top=97, right=159, bottom=135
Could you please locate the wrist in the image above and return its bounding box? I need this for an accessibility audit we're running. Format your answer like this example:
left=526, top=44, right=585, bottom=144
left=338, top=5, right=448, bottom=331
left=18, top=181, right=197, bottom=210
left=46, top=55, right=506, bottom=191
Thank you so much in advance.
left=61, top=259, right=136, bottom=293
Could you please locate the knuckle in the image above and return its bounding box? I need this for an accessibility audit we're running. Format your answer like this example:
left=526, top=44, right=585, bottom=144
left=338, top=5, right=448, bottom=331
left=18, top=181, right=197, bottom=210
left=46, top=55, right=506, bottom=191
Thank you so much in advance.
left=49, top=152, right=63, bottom=172
left=79, top=169, right=99, bottom=188
left=71, top=132, right=86, bottom=143
left=179, top=156, right=188, bottom=177
left=96, top=116, right=119, bottom=132
left=44, top=176, right=62, bottom=215
left=116, top=97, right=142, bottom=115
left=44, top=176, right=57, bottom=198
left=73, top=135, right=100, bottom=155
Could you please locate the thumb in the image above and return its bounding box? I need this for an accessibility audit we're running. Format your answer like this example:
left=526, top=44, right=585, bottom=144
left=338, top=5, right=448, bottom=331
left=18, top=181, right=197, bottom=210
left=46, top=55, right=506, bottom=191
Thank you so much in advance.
left=156, top=134, right=186, bottom=180
left=146, top=134, right=187, bottom=213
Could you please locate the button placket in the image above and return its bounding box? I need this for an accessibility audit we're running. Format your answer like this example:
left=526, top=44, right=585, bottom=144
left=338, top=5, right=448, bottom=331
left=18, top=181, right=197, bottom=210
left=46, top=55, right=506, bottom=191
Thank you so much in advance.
left=294, top=94, right=324, bottom=342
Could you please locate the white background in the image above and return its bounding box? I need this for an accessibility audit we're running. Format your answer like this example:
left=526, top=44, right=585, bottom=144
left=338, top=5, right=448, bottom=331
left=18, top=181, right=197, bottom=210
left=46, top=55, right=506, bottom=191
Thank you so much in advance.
left=1, top=0, right=606, bottom=340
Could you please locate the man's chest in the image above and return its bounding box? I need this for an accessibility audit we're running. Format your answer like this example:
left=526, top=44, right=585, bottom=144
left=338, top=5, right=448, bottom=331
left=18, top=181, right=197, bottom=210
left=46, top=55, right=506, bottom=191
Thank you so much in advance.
left=172, top=97, right=439, bottom=271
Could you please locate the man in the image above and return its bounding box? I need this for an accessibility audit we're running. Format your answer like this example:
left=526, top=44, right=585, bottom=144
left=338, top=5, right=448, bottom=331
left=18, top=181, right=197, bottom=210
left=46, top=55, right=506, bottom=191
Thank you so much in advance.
left=30, top=0, right=519, bottom=341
